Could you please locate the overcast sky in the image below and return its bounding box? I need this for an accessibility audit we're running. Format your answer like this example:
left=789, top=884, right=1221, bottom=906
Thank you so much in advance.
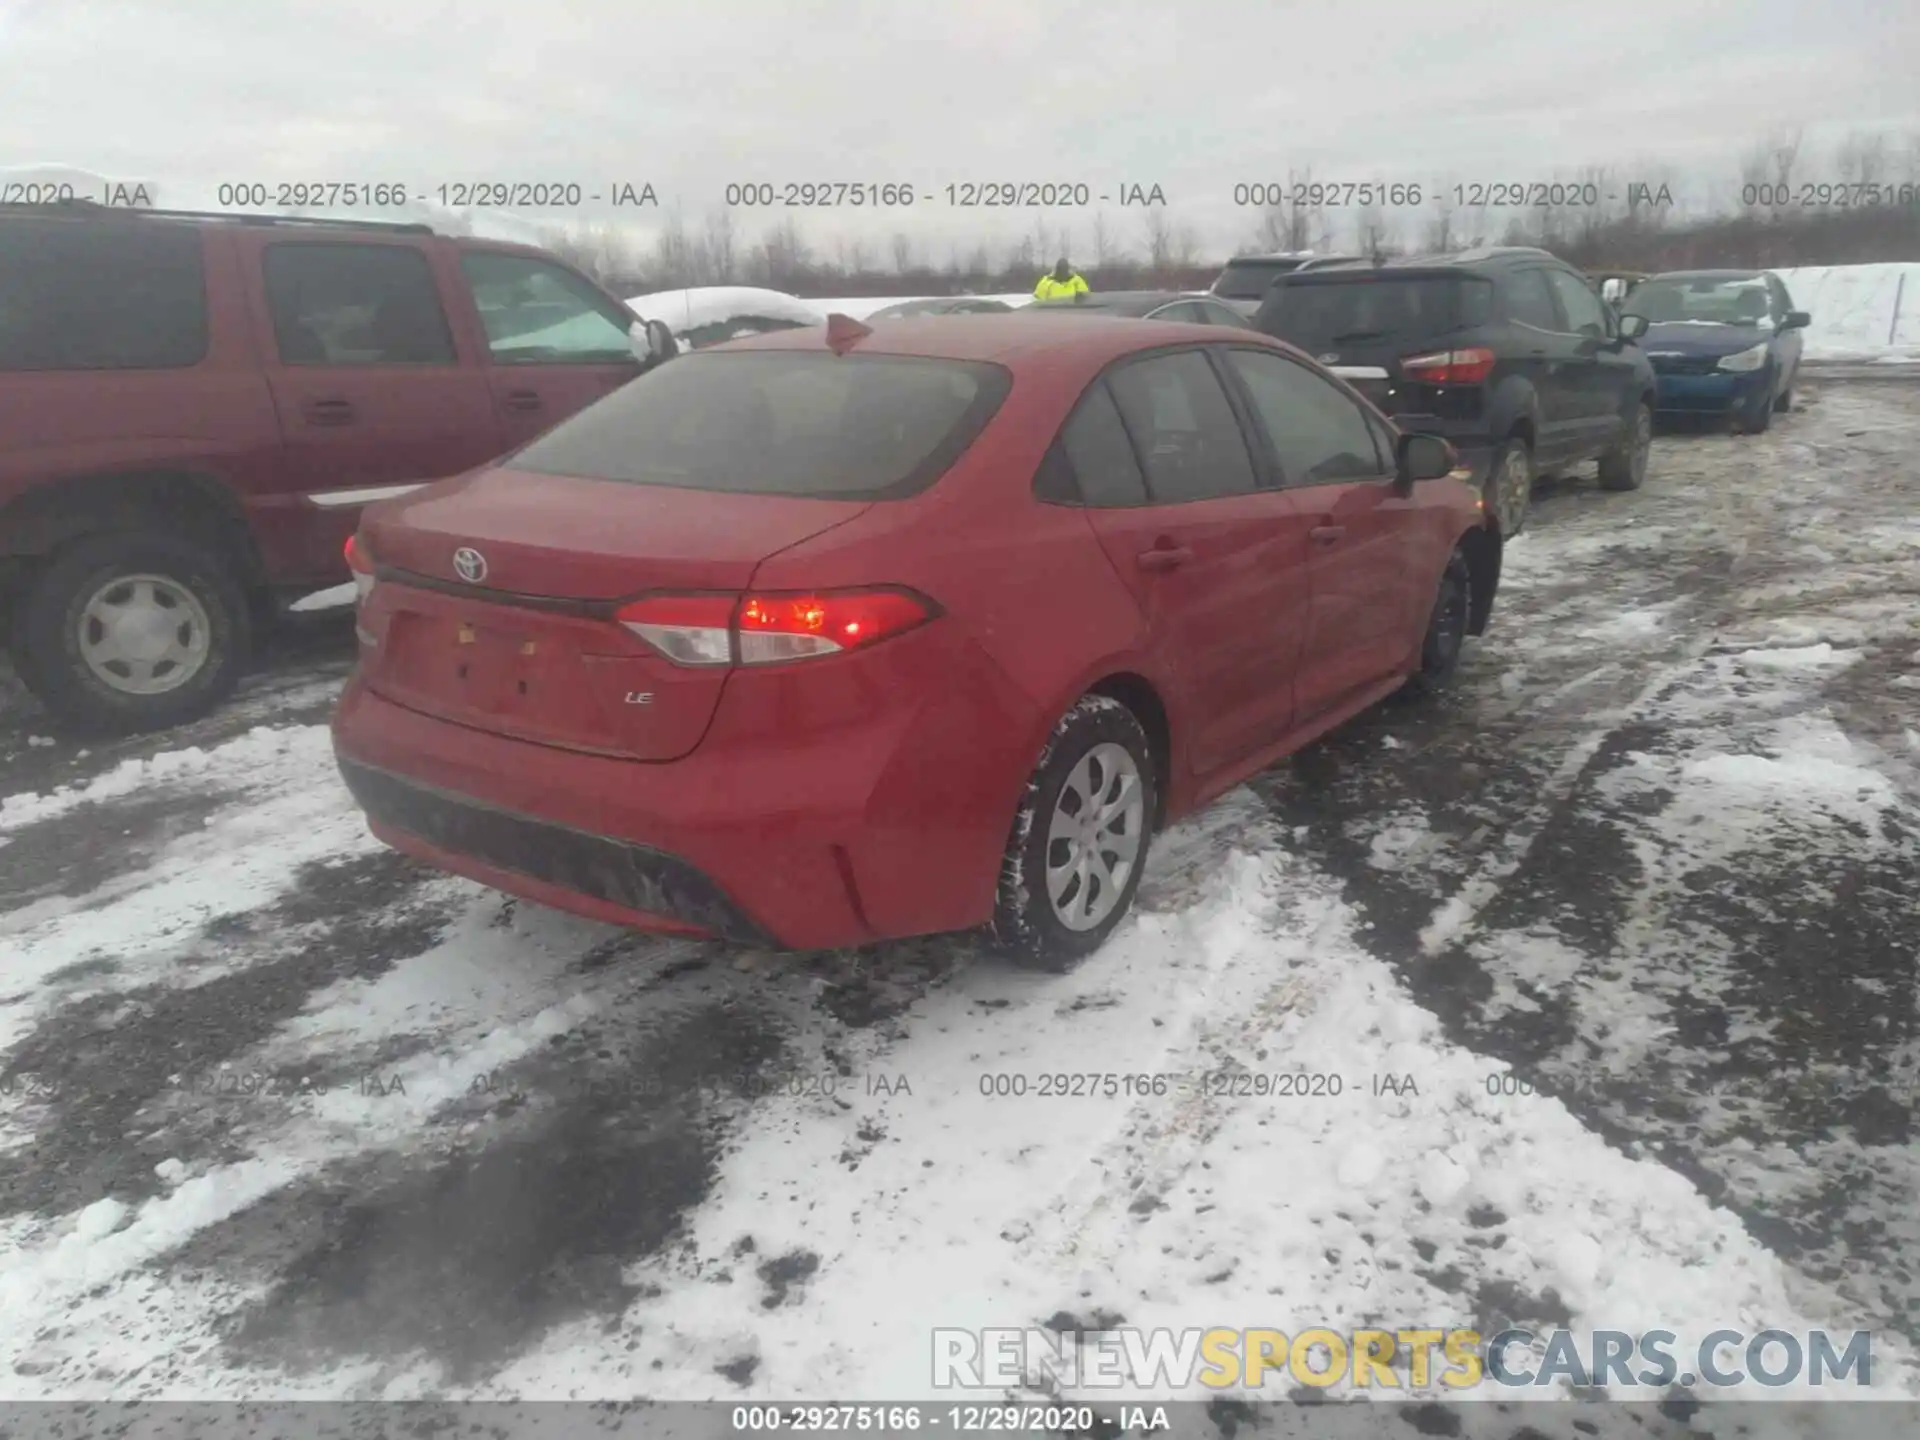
left=4, top=0, right=1920, bottom=264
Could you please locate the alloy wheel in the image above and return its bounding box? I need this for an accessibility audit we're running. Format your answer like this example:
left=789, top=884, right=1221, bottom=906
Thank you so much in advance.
left=1044, top=742, right=1146, bottom=931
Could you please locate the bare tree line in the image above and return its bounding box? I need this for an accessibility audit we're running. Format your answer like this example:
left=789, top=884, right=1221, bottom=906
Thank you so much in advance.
left=542, top=128, right=1920, bottom=297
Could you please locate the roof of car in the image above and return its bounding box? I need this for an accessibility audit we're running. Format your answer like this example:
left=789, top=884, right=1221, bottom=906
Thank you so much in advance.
left=869, top=296, right=1013, bottom=313
left=1287, top=247, right=1567, bottom=275
left=705, top=310, right=1276, bottom=365
left=0, top=200, right=579, bottom=261
left=1640, top=269, right=1771, bottom=281
left=1026, top=290, right=1210, bottom=314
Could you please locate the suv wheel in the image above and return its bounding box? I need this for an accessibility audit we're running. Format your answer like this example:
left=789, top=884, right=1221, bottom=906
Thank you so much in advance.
left=1772, top=376, right=1794, bottom=413
left=1397, top=548, right=1472, bottom=699
left=1486, top=437, right=1533, bottom=537
left=17, top=531, right=252, bottom=735
left=1598, top=400, right=1653, bottom=491
left=991, top=695, right=1157, bottom=972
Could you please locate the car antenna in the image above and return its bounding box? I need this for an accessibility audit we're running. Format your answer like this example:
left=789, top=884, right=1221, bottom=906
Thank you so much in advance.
left=825, top=313, right=873, bottom=354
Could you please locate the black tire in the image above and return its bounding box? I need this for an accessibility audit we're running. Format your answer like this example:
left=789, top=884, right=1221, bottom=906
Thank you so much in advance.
left=17, top=531, right=252, bottom=736
left=1735, top=370, right=1774, bottom=434
left=1597, top=400, right=1653, bottom=492
left=1484, top=436, right=1533, bottom=537
left=1397, top=548, right=1472, bottom=700
left=991, top=694, right=1158, bottom=972
left=1773, top=380, right=1793, bottom=413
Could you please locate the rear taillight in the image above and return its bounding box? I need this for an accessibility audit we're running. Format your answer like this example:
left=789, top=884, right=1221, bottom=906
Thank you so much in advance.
left=1400, top=347, right=1496, bottom=385
left=616, top=588, right=936, bottom=667
left=344, top=534, right=375, bottom=603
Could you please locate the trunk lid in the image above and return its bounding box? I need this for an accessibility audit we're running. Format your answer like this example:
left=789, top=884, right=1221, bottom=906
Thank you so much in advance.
left=358, top=469, right=870, bottom=761
left=368, top=468, right=868, bottom=598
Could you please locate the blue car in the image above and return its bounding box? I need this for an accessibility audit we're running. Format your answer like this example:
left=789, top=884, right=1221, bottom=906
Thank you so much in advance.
left=1624, top=270, right=1809, bottom=433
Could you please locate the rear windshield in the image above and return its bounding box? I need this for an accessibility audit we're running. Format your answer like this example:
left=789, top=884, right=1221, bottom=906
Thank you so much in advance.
left=1211, top=260, right=1301, bottom=301
left=1256, top=275, right=1493, bottom=350
left=509, top=351, right=1013, bottom=500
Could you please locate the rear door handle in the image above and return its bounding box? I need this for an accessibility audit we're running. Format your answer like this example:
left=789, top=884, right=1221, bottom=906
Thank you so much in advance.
left=303, top=398, right=354, bottom=426
left=1310, top=525, right=1346, bottom=546
left=1136, top=546, right=1195, bottom=572
left=503, top=390, right=543, bottom=411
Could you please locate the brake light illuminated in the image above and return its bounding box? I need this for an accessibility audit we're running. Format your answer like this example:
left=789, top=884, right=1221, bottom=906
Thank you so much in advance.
left=344, top=534, right=375, bottom=603
left=1400, top=347, right=1496, bottom=385
left=616, top=588, right=935, bottom=667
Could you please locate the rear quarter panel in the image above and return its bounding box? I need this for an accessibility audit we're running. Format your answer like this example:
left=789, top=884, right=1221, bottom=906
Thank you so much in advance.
left=745, top=364, right=1182, bottom=928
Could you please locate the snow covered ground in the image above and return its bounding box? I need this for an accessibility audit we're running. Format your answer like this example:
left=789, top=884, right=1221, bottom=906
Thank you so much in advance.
left=1, top=377, right=1918, bottom=1434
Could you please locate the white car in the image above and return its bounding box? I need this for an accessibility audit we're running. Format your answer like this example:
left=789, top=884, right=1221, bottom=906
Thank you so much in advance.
left=624, top=286, right=826, bottom=350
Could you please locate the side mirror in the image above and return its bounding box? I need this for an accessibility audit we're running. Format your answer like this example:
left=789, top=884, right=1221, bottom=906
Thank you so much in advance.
left=629, top=318, right=680, bottom=364
left=1395, top=432, right=1457, bottom=491
left=1782, top=310, right=1811, bottom=330
left=1618, top=313, right=1649, bottom=341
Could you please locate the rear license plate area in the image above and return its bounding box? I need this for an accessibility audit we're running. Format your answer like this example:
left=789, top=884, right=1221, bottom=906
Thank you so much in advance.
left=384, top=612, right=551, bottom=718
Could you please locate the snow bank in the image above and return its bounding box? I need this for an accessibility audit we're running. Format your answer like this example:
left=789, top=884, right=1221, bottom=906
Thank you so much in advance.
left=1771, top=263, right=1920, bottom=363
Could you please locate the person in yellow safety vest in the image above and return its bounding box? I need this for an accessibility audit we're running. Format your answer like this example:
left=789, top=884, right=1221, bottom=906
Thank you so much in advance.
left=1034, top=257, right=1089, bottom=301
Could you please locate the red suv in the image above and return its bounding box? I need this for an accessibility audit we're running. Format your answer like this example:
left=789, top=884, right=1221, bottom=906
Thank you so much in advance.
left=0, top=202, right=668, bottom=733
left=333, top=313, right=1500, bottom=966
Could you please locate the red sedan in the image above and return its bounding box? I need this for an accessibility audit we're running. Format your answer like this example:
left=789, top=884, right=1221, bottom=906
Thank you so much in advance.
left=333, top=312, right=1499, bottom=967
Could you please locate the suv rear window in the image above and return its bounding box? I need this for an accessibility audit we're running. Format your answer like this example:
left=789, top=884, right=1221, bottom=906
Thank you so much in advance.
left=1255, top=275, right=1493, bottom=351
left=0, top=219, right=208, bottom=371
left=510, top=351, right=1013, bottom=500
left=1211, top=260, right=1302, bottom=301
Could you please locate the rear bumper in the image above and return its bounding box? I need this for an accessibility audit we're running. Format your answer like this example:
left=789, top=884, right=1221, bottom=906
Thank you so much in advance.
left=330, top=633, right=1041, bottom=950
left=1651, top=368, right=1770, bottom=413
left=337, top=756, right=773, bottom=944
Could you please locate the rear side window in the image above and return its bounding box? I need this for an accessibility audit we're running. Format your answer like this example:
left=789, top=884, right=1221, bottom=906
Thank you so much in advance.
left=1034, top=382, right=1150, bottom=507
left=262, top=242, right=456, bottom=365
left=510, top=351, right=1012, bottom=500
left=0, top=219, right=207, bottom=371
left=1256, top=276, right=1491, bottom=350
left=1105, top=351, right=1258, bottom=503
left=1503, top=269, right=1563, bottom=331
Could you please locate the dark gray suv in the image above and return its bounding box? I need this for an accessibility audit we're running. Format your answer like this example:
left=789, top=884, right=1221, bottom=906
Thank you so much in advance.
left=1252, top=247, right=1658, bottom=537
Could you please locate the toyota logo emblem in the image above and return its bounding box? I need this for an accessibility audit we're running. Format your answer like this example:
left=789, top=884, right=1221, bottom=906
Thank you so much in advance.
left=452, top=547, right=488, bottom=584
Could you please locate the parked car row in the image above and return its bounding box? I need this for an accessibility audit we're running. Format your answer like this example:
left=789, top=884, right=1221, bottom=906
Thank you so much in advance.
left=1204, top=247, right=1811, bottom=532
left=0, top=201, right=1812, bottom=976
